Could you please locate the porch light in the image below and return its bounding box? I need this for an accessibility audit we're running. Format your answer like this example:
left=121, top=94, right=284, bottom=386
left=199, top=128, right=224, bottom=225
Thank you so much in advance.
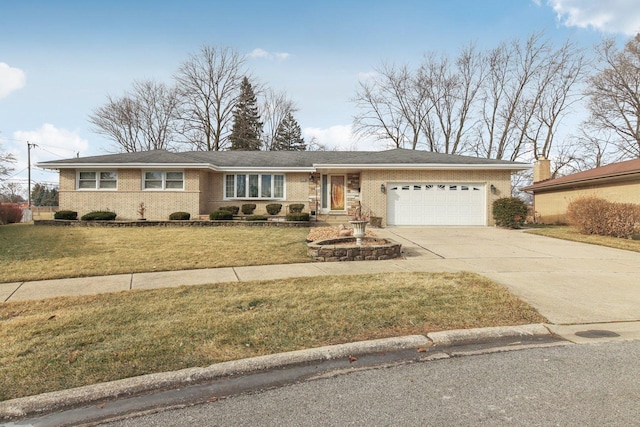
left=490, top=184, right=498, bottom=194
left=380, top=183, right=386, bottom=193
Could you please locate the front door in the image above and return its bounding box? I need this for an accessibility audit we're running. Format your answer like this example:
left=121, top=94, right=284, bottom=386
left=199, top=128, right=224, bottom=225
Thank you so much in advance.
left=330, top=175, right=345, bottom=210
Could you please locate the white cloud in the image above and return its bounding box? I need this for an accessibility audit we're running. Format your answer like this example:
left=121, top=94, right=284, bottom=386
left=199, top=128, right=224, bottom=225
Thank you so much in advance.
left=8, top=124, right=89, bottom=184
left=549, top=0, right=640, bottom=35
left=0, top=62, right=26, bottom=99
left=302, top=125, right=390, bottom=151
left=248, top=48, right=291, bottom=61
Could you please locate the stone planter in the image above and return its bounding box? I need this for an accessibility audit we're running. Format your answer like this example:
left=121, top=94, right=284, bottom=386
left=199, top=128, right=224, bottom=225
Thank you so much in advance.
left=349, top=220, right=368, bottom=246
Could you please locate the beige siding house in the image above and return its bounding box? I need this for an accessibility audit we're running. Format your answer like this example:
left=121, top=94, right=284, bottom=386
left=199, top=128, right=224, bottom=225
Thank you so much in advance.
left=38, top=149, right=529, bottom=226
left=523, top=157, right=640, bottom=224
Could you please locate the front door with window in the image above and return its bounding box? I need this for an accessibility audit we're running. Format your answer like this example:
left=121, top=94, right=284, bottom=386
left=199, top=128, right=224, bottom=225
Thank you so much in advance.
left=330, top=175, right=345, bottom=210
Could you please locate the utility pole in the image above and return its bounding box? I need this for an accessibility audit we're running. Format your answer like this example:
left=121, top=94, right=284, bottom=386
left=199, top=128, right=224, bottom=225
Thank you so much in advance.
left=27, top=141, right=37, bottom=210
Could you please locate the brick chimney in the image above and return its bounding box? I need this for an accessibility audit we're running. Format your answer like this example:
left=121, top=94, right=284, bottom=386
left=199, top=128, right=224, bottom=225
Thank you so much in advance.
left=533, top=157, right=551, bottom=182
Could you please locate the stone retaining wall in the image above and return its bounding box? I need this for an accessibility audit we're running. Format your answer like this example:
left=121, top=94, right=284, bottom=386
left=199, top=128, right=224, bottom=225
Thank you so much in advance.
left=34, top=220, right=310, bottom=228
left=308, top=237, right=402, bottom=261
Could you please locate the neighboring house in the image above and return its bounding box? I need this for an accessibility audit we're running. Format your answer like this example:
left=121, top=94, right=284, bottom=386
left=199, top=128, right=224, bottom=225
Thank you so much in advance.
left=37, top=149, right=529, bottom=226
left=523, top=157, right=640, bottom=224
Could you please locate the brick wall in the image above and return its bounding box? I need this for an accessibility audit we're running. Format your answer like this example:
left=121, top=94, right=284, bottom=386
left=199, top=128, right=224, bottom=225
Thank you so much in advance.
left=59, top=169, right=201, bottom=220
left=203, top=171, right=312, bottom=216
left=534, top=181, right=640, bottom=224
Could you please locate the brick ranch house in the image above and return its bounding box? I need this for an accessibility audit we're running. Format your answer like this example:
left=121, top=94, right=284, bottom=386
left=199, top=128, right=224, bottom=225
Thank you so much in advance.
left=37, top=149, right=529, bottom=226
left=523, top=157, right=640, bottom=224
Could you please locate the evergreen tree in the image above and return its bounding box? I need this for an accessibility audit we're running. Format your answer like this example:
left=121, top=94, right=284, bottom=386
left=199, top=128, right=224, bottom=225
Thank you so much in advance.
left=31, top=183, right=59, bottom=206
left=229, top=77, right=263, bottom=150
left=272, top=112, right=306, bottom=151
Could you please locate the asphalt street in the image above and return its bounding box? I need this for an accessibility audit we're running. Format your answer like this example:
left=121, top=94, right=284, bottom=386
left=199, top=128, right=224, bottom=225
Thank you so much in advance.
left=98, top=340, right=640, bottom=427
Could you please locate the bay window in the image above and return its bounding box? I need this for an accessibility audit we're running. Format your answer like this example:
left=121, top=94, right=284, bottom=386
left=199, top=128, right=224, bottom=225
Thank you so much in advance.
left=225, top=174, right=285, bottom=199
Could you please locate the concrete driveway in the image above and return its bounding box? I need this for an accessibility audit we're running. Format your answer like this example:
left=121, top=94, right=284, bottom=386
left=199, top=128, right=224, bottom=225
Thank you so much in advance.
left=379, top=227, right=640, bottom=326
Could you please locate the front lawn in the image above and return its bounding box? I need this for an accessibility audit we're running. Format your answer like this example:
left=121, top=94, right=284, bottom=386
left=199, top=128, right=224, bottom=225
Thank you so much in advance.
left=0, top=271, right=546, bottom=401
left=0, top=224, right=310, bottom=283
left=525, top=225, right=640, bottom=253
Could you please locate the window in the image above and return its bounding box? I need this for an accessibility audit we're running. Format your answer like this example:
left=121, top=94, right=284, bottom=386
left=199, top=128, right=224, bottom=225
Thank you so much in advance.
left=77, top=171, right=117, bottom=190
left=225, top=174, right=285, bottom=199
left=143, top=171, right=184, bottom=190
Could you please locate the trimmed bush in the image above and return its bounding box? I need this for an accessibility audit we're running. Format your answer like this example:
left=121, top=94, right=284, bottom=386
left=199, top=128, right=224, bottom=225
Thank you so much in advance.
left=286, top=212, right=310, bottom=222
left=567, top=197, right=640, bottom=239
left=0, top=204, right=23, bottom=225
left=492, top=197, right=528, bottom=229
left=54, top=210, right=78, bottom=220
left=241, top=204, right=256, bottom=215
left=266, top=203, right=282, bottom=215
left=245, top=215, right=268, bottom=221
left=81, top=211, right=117, bottom=221
left=288, top=203, right=305, bottom=213
left=169, top=211, right=191, bottom=220
left=209, top=210, right=233, bottom=220
left=219, top=206, right=239, bottom=215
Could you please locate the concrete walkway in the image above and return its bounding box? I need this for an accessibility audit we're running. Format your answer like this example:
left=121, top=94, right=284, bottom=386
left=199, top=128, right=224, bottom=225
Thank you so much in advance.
left=3, top=226, right=640, bottom=342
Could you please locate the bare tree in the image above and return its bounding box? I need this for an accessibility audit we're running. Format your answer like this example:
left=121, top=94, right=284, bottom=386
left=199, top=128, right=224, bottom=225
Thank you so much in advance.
left=261, top=88, right=298, bottom=150
left=174, top=45, right=246, bottom=151
left=527, top=40, right=586, bottom=160
left=419, top=44, right=484, bottom=154
left=585, top=34, right=640, bottom=158
left=353, top=32, right=585, bottom=163
left=0, top=145, right=15, bottom=181
left=352, top=63, right=430, bottom=149
left=0, top=181, right=24, bottom=203
left=89, top=80, right=179, bottom=153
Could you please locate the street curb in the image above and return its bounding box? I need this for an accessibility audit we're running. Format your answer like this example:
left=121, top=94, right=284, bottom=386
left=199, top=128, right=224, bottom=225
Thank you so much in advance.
left=0, top=325, right=552, bottom=420
left=427, top=323, right=551, bottom=346
left=0, top=335, right=430, bottom=420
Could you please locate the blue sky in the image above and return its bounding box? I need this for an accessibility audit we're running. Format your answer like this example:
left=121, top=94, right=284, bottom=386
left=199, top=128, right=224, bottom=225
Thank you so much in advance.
left=1, top=0, right=639, bottom=187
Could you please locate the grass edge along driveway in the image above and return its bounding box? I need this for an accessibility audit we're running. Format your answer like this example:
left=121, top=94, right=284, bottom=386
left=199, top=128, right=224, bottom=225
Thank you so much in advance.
left=0, top=271, right=546, bottom=401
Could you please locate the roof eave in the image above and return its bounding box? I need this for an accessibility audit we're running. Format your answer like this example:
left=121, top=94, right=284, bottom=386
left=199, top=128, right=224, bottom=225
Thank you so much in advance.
left=36, top=162, right=213, bottom=170
left=313, top=163, right=531, bottom=170
left=524, top=171, right=640, bottom=192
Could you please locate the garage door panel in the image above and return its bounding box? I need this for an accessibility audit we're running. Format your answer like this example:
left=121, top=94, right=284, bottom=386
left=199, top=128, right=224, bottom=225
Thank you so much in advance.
left=387, top=182, right=485, bottom=226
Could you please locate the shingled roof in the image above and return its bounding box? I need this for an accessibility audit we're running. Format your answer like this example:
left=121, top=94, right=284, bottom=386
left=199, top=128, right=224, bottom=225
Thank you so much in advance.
left=38, top=148, right=529, bottom=170
left=523, top=158, right=640, bottom=192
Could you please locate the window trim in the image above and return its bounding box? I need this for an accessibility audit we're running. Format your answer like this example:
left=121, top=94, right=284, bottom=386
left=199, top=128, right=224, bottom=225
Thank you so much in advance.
left=142, top=170, right=185, bottom=191
left=224, top=173, right=286, bottom=200
left=76, top=170, right=118, bottom=190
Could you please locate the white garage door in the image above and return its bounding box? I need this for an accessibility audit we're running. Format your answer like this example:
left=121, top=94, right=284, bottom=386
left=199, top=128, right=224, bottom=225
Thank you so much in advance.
left=387, top=183, right=485, bottom=226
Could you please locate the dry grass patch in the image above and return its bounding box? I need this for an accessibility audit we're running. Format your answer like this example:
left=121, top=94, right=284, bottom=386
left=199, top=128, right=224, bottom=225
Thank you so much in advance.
left=0, top=271, right=546, bottom=401
left=0, top=224, right=310, bottom=282
left=525, top=226, right=640, bottom=253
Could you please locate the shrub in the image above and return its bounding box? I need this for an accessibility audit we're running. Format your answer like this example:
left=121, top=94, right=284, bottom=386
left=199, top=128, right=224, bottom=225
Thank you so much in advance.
left=0, top=204, right=23, bottom=225
left=219, top=206, right=239, bottom=215
left=567, top=197, right=640, bottom=239
left=81, top=211, right=117, bottom=221
left=54, top=210, right=78, bottom=220
left=241, top=204, right=256, bottom=215
left=169, top=211, right=191, bottom=220
left=209, top=210, right=233, bottom=220
left=288, top=203, right=305, bottom=213
left=286, top=212, right=310, bottom=222
left=266, top=203, right=282, bottom=215
left=245, top=215, right=268, bottom=221
left=492, top=197, right=528, bottom=229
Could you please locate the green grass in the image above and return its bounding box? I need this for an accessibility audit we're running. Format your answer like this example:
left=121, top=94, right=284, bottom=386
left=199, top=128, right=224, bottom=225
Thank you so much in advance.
left=0, top=224, right=311, bottom=282
left=525, top=225, right=640, bottom=253
left=0, top=271, right=546, bottom=401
